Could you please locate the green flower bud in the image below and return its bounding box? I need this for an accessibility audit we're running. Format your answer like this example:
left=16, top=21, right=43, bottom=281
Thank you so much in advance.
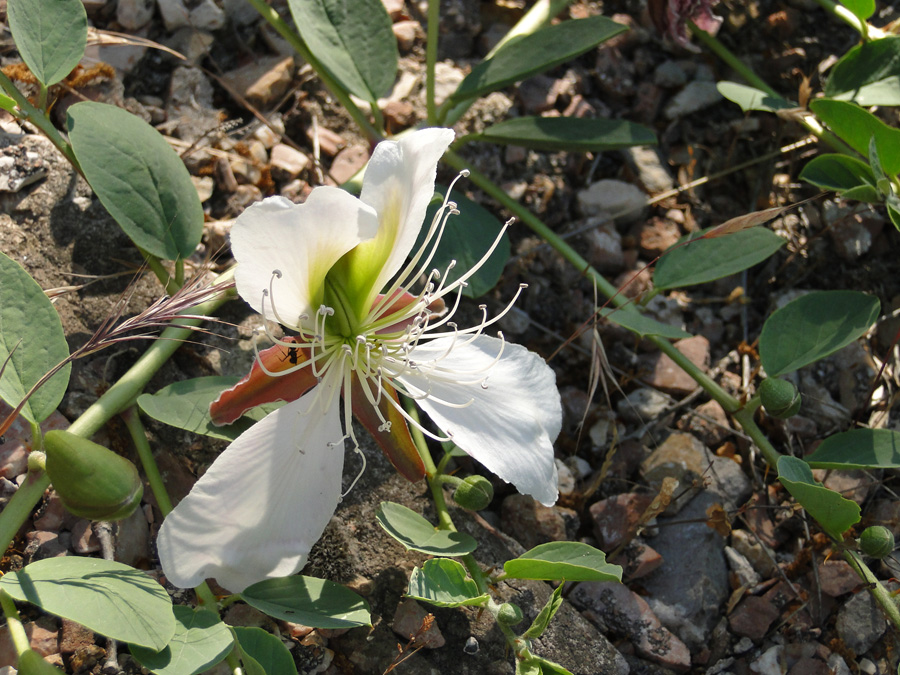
left=452, top=475, right=494, bottom=511
left=496, top=603, right=523, bottom=625
left=43, top=430, right=143, bottom=521
left=858, top=526, right=895, bottom=559
left=759, top=378, right=801, bottom=419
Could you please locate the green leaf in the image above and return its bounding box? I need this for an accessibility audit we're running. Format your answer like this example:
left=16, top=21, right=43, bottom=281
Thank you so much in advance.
left=7, top=0, right=87, bottom=86
left=520, top=657, right=575, bottom=675
left=0, top=558, right=175, bottom=650
left=799, top=154, right=877, bottom=194
left=503, top=542, right=622, bottom=583
left=777, top=456, right=860, bottom=539
left=288, top=0, right=397, bottom=102
left=67, top=102, right=204, bottom=261
left=375, top=502, right=478, bottom=556
left=137, top=377, right=281, bottom=442
left=825, top=37, right=900, bottom=106
left=0, top=252, right=71, bottom=424
left=231, top=629, right=265, bottom=675
left=810, top=99, right=900, bottom=175
left=888, top=196, right=900, bottom=230
left=421, top=186, right=509, bottom=298
left=17, top=649, right=64, bottom=675
left=450, top=16, right=626, bottom=104
left=841, top=0, right=875, bottom=20
left=839, top=184, right=882, bottom=203
left=758, top=290, right=880, bottom=377
left=522, top=584, right=563, bottom=640
left=241, top=576, right=370, bottom=629
left=130, top=607, right=233, bottom=675
left=716, top=82, right=794, bottom=113
left=806, top=428, right=900, bottom=469
left=406, top=559, right=489, bottom=608
left=476, top=117, right=656, bottom=152
left=233, top=627, right=298, bottom=675
left=598, top=308, right=691, bottom=339
left=517, top=660, right=542, bottom=675
left=653, top=227, right=785, bottom=290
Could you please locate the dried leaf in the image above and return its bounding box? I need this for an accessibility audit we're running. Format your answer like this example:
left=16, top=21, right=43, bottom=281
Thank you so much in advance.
left=706, top=502, right=732, bottom=536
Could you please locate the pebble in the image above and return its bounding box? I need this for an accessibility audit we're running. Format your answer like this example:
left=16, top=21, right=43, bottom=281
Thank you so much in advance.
left=653, top=60, right=688, bottom=88
left=617, top=539, right=664, bottom=579
left=556, top=459, right=575, bottom=496
left=678, top=399, right=732, bottom=449
left=497, top=306, right=530, bottom=335
left=116, top=0, right=154, bottom=30
left=572, top=581, right=690, bottom=671
left=225, top=57, right=295, bottom=108
left=622, top=146, right=674, bottom=194
left=223, top=0, right=261, bottom=26
left=517, top=75, right=559, bottom=114
left=816, top=559, right=860, bottom=597
left=433, top=62, right=465, bottom=106
left=34, top=491, right=74, bottom=531
left=392, top=21, right=420, bottom=52
left=383, top=100, right=416, bottom=131
left=617, top=388, right=670, bottom=424
left=25, top=531, right=68, bottom=560
left=583, top=222, right=625, bottom=273
left=392, top=599, right=445, bottom=648
left=835, top=590, right=886, bottom=654
left=588, top=492, right=655, bottom=550
left=750, top=645, right=784, bottom=675
left=329, top=145, right=369, bottom=185
left=59, top=619, right=95, bottom=656
left=728, top=595, right=780, bottom=640
left=270, top=144, right=310, bottom=179
left=664, top=81, right=723, bottom=120
left=192, top=175, right=214, bottom=203
left=190, top=0, right=226, bottom=31
left=725, top=546, right=760, bottom=588
left=500, top=494, right=579, bottom=549
left=637, top=217, right=680, bottom=258
left=577, top=179, right=647, bottom=223
left=638, top=335, right=710, bottom=396
left=114, top=507, right=152, bottom=568
left=0, top=618, right=59, bottom=666
left=70, top=520, right=100, bottom=554
left=157, top=0, right=190, bottom=30
left=822, top=469, right=876, bottom=506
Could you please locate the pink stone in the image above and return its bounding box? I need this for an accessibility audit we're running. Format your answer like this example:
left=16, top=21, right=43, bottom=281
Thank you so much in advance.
left=728, top=595, right=780, bottom=640
left=589, top=493, right=654, bottom=550
left=392, top=599, right=444, bottom=649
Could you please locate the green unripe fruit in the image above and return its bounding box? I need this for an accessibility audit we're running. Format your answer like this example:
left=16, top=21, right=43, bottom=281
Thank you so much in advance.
left=858, top=526, right=895, bottom=559
left=452, top=475, right=494, bottom=511
left=759, top=378, right=802, bottom=419
left=496, top=603, right=523, bottom=626
left=43, top=430, right=143, bottom=521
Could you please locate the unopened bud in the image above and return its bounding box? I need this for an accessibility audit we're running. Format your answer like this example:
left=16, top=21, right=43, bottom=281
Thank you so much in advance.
left=43, top=430, right=143, bottom=521
left=452, top=475, right=494, bottom=511
left=759, top=378, right=801, bottom=419
left=858, top=526, right=895, bottom=559
left=496, top=603, right=523, bottom=625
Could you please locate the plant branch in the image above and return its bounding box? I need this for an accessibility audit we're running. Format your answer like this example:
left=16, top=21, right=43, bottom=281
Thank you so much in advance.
left=809, top=0, right=885, bottom=39
left=0, top=590, right=30, bottom=655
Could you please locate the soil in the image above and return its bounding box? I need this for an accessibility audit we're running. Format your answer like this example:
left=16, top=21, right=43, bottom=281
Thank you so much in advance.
left=2, top=0, right=900, bottom=673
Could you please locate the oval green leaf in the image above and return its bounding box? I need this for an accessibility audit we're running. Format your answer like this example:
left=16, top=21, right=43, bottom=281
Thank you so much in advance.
left=450, top=16, right=626, bottom=103
left=67, top=101, right=204, bottom=261
left=806, top=428, right=900, bottom=469
left=241, top=576, right=370, bottom=629
left=653, top=227, right=784, bottom=290
left=137, top=376, right=281, bottom=442
left=7, top=0, right=87, bottom=86
left=375, top=501, right=477, bottom=556
left=810, top=99, right=900, bottom=175
left=599, top=308, right=691, bottom=339
left=0, top=558, right=175, bottom=651
left=777, top=456, right=860, bottom=539
left=288, top=0, right=397, bottom=102
left=841, top=0, right=875, bottom=20
left=130, top=606, right=233, bottom=675
left=759, top=290, right=880, bottom=377
left=522, top=584, right=564, bottom=640
left=476, top=117, right=656, bottom=152
left=503, top=542, right=623, bottom=583
left=407, top=559, right=489, bottom=608
left=233, top=627, right=298, bottom=675
left=421, top=186, right=509, bottom=299
left=825, top=37, right=900, bottom=106
left=799, top=154, right=877, bottom=193
left=717, top=82, right=794, bottom=113
left=0, top=251, right=71, bottom=424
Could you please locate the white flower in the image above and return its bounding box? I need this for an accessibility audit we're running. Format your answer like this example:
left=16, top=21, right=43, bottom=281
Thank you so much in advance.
left=156, top=129, right=561, bottom=592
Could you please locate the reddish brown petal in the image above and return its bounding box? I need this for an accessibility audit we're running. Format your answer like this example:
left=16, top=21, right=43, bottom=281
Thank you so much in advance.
left=350, top=375, right=425, bottom=482
left=210, top=338, right=318, bottom=426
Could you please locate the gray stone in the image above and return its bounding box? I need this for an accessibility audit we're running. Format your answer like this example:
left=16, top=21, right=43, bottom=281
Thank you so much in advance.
left=190, top=0, right=226, bottom=31
left=621, top=146, right=675, bottom=194
left=664, top=81, right=723, bottom=120
left=617, top=387, right=670, bottom=424
left=117, top=0, right=155, bottom=30
left=835, top=590, right=886, bottom=655
left=577, top=179, right=647, bottom=223
left=653, top=61, right=688, bottom=88
left=157, top=0, right=190, bottom=31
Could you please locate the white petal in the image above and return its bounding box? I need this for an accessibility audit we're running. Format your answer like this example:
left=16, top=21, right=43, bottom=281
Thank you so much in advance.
left=397, top=334, right=561, bottom=506
left=351, top=128, right=455, bottom=297
left=231, top=192, right=379, bottom=329
left=156, top=388, right=344, bottom=592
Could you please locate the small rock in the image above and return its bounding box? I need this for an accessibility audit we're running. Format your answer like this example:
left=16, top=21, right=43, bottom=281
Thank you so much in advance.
left=309, top=127, right=345, bottom=157
left=0, top=617, right=59, bottom=666
left=59, top=619, right=95, bottom=655
left=497, top=306, right=530, bottom=335
left=329, top=144, right=369, bottom=184
left=192, top=175, right=214, bottom=203
left=392, top=599, right=445, bottom=648
left=729, top=595, right=780, bottom=640
left=617, top=539, right=664, bottom=579
left=816, top=560, right=859, bottom=597
left=588, top=492, right=655, bottom=550
left=750, top=645, right=784, bottom=675
left=653, top=61, right=688, bottom=88
left=725, top=546, right=760, bottom=588
left=270, top=143, right=310, bottom=178
left=392, top=20, right=420, bottom=52
left=572, top=581, right=690, bottom=671
left=665, top=81, right=723, bottom=119
left=577, top=179, right=647, bottom=223
left=190, top=0, right=226, bottom=31
left=637, top=217, right=681, bottom=258
left=622, top=146, right=674, bottom=194
left=556, top=459, right=576, bottom=496
left=500, top=494, right=578, bottom=549
left=157, top=0, right=191, bottom=30
left=518, top=75, right=559, bottom=114
left=381, top=0, right=405, bottom=19
left=26, top=531, right=68, bottom=560
left=34, top=491, right=71, bottom=531
left=639, top=335, right=710, bottom=396
left=617, top=388, right=671, bottom=424
left=730, top=529, right=778, bottom=579
left=383, top=100, right=416, bottom=131
left=822, top=469, right=876, bottom=506
left=223, top=0, right=261, bottom=26
left=583, top=222, right=625, bottom=273
left=117, top=0, right=155, bottom=29
left=678, top=399, right=732, bottom=449
left=788, top=657, right=831, bottom=675
left=114, top=507, right=151, bottom=568
left=835, top=590, right=886, bottom=654
left=433, top=62, right=465, bottom=106
left=223, top=604, right=279, bottom=632
left=225, top=57, right=295, bottom=108
left=70, top=520, right=100, bottom=554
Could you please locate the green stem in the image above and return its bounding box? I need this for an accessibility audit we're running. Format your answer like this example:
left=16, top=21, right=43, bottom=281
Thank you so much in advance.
left=809, top=0, right=885, bottom=39
left=0, top=469, right=50, bottom=561
left=686, top=22, right=856, bottom=156
left=139, top=248, right=178, bottom=295
left=425, top=0, right=439, bottom=125
left=0, top=71, right=80, bottom=170
left=29, top=420, right=42, bottom=453
left=0, top=589, right=30, bottom=655
left=174, top=257, right=185, bottom=290
left=244, top=0, right=381, bottom=144
left=121, top=406, right=173, bottom=516
left=843, top=549, right=900, bottom=630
